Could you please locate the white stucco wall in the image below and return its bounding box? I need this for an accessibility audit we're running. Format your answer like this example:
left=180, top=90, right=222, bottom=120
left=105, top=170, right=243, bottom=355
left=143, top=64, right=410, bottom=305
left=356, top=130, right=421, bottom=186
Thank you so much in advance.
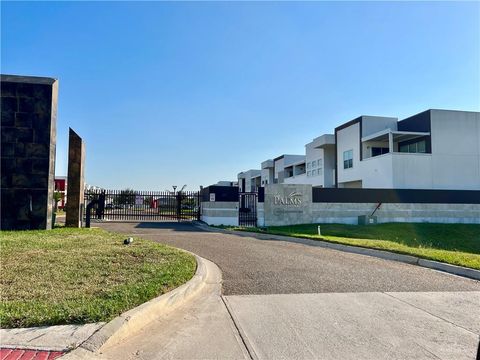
left=305, top=142, right=325, bottom=187
left=274, top=157, right=285, bottom=183
left=338, top=110, right=480, bottom=190
left=238, top=169, right=261, bottom=192
left=360, top=154, right=394, bottom=188
left=261, top=168, right=274, bottom=186
left=430, top=110, right=480, bottom=190
left=323, top=146, right=335, bottom=188
left=284, top=173, right=307, bottom=184
left=392, top=153, right=433, bottom=189
left=336, top=122, right=362, bottom=185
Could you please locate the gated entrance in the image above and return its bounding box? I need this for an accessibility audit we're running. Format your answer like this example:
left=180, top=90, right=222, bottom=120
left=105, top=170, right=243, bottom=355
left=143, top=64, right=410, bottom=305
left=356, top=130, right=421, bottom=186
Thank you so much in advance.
left=84, top=189, right=201, bottom=224
left=239, top=192, right=257, bottom=227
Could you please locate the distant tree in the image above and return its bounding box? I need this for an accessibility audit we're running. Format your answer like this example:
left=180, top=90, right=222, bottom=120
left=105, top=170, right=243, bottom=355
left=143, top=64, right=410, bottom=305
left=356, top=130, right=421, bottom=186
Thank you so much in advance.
left=144, top=196, right=153, bottom=206
left=114, top=189, right=136, bottom=205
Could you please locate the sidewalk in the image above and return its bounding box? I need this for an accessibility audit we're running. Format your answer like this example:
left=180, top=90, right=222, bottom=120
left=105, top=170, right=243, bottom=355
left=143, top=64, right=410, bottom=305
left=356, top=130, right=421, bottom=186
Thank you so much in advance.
left=63, top=258, right=249, bottom=359
left=224, top=291, right=480, bottom=360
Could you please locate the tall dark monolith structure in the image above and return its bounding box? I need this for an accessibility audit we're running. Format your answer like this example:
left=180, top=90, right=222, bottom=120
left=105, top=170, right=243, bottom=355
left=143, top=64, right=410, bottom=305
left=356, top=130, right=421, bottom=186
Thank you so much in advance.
left=1, top=74, right=58, bottom=230
left=65, top=128, right=85, bottom=227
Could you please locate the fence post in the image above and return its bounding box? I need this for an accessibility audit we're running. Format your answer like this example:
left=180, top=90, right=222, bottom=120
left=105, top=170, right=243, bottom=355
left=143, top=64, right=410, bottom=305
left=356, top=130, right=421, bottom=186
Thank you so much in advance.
left=85, top=199, right=99, bottom=228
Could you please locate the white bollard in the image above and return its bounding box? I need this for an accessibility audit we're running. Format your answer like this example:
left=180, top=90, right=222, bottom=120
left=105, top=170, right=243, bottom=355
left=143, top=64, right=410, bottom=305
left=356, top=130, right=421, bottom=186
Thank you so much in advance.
left=317, top=225, right=321, bottom=236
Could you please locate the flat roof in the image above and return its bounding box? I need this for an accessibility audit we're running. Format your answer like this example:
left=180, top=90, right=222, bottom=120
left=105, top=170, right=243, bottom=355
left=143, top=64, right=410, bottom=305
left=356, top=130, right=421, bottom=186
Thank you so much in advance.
left=284, top=159, right=306, bottom=168
left=1, top=74, right=57, bottom=85
left=261, top=159, right=274, bottom=168
left=309, top=134, right=335, bottom=148
left=362, top=129, right=430, bottom=143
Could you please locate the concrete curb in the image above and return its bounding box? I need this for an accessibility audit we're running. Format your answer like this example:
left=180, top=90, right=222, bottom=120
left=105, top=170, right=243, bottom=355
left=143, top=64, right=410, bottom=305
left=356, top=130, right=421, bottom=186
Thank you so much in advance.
left=195, top=223, right=480, bottom=281
left=67, top=253, right=210, bottom=356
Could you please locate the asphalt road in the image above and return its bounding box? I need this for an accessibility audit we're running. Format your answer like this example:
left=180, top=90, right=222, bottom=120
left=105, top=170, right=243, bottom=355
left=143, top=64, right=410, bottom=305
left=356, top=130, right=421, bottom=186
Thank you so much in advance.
left=97, top=221, right=480, bottom=295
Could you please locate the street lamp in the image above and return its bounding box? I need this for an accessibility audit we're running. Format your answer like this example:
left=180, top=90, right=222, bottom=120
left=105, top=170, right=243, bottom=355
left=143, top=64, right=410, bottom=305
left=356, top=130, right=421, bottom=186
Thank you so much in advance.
left=172, top=185, right=177, bottom=194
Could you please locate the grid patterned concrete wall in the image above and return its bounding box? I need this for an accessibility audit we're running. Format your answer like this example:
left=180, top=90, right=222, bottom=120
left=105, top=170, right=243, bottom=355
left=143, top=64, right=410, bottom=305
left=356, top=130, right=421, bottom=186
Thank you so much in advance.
left=311, top=203, right=480, bottom=225
left=1, top=75, right=58, bottom=230
left=201, top=201, right=238, bottom=226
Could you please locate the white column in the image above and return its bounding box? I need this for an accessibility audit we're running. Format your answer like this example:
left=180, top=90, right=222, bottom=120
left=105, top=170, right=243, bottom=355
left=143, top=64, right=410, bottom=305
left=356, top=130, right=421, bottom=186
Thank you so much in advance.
left=389, top=132, right=394, bottom=153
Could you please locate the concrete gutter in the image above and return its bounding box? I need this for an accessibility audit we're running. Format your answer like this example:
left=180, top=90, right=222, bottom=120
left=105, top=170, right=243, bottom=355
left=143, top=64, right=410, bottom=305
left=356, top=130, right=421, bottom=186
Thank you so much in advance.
left=195, top=223, right=480, bottom=281
left=64, top=253, right=210, bottom=357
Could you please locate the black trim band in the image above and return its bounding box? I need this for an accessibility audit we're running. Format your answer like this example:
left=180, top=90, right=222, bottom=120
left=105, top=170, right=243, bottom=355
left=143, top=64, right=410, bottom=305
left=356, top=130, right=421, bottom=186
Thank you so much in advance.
left=312, top=188, right=480, bottom=204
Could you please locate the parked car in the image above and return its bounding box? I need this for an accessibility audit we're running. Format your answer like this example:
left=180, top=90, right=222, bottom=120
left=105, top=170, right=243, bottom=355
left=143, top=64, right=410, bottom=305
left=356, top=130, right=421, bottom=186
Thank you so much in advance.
left=105, top=203, right=114, bottom=210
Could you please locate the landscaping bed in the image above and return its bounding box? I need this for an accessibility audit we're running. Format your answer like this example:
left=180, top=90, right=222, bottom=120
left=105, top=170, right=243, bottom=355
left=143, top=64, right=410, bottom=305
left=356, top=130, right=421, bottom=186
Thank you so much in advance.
left=0, top=228, right=196, bottom=328
left=223, top=223, right=480, bottom=270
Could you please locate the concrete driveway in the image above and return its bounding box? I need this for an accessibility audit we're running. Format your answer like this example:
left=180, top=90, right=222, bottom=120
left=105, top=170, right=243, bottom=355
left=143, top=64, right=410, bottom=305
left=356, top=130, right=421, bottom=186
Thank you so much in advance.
left=94, top=222, right=480, bottom=359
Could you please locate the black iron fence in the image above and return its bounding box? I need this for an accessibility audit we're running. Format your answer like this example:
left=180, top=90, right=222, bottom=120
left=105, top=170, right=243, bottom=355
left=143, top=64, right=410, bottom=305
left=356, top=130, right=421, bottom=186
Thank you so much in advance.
left=239, top=192, right=258, bottom=227
left=84, top=189, right=201, bottom=223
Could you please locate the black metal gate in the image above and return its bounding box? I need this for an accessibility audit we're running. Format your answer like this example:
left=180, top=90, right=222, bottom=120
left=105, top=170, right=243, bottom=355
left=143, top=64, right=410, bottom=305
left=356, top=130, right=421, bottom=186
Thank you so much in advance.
left=84, top=189, right=201, bottom=223
left=239, top=192, right=257, bottom=227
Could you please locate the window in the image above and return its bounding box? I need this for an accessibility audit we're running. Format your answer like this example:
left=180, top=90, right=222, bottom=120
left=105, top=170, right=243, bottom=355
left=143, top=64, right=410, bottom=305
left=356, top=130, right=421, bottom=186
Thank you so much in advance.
left=343, top=150, right=353, bottom=169
left=312, top=169, right=316, bottom=176
left=318, top=168, right=323, bottom=176
left=399, top=140, right=427, bottom=154
left=417, top=140, right=426, bottom=153
left=311, top=161, right=316, bottom=168
left=307, top=162, right=311, bottom=169
left=307, top=171, right=311, bottom=177
left=317, top=159, right=322, bottom=167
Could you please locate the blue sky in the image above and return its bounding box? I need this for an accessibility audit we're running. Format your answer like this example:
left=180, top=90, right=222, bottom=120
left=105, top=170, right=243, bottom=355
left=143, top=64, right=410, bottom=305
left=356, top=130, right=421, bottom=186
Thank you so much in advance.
left=2, top=1, right=479, bottom=190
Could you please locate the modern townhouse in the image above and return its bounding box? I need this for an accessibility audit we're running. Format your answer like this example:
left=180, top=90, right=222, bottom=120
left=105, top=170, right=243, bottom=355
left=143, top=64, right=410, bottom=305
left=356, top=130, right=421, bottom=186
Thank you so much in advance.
left=260, top=155, right=306, bottom=185
left=260, top=159, right=274, bottom=186
left=238, top=169, right=262, bottom=192
left=214, top=180, right=238, bottom=187
left=304, top=134, right=336, bottom=188
left=280, top=154, right=307, bottom=184
left=335, top=109, right=480, bottom=190
left=259, top=138, right=336, bottom=188
left=238, top=109, right=479, bottom=192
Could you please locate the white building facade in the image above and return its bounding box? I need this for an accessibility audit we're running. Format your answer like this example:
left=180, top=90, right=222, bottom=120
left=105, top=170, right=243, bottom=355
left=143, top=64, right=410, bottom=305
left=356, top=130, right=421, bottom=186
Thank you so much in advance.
left=335, top=109, right=480, bottom=190
left=304, top=134, right=336, bottom=188
left=237, top=109, right=479, bottom=192
left=238, top=169, right=261, bottom=192
left=260, top=155, right=306, bottom=185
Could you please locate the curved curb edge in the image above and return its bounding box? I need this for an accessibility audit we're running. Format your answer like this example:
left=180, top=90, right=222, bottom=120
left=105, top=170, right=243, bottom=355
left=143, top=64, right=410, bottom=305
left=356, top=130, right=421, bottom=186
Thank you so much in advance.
left=195, top=222, right=480, bottom=281
left=71, top=253, right=209, bottom=356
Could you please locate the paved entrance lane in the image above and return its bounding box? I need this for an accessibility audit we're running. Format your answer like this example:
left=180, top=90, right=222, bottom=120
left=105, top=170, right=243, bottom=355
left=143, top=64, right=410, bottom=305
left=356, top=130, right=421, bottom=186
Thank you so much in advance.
left=224, top=291, right=480, bottom=360
left=97, top=222, right=480, bottom=294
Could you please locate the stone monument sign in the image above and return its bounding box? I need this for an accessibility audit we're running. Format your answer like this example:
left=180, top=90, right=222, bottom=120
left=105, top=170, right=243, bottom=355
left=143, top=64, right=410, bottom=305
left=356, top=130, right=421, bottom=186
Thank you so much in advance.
left=263, top=184, right=313, bottom=226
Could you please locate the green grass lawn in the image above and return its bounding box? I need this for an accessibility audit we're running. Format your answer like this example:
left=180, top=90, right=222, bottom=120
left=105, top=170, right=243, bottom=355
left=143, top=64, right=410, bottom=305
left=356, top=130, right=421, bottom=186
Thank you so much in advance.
left=225, top=223, right=480, bottom=270
left=0, top=228, right=196, bottom=328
